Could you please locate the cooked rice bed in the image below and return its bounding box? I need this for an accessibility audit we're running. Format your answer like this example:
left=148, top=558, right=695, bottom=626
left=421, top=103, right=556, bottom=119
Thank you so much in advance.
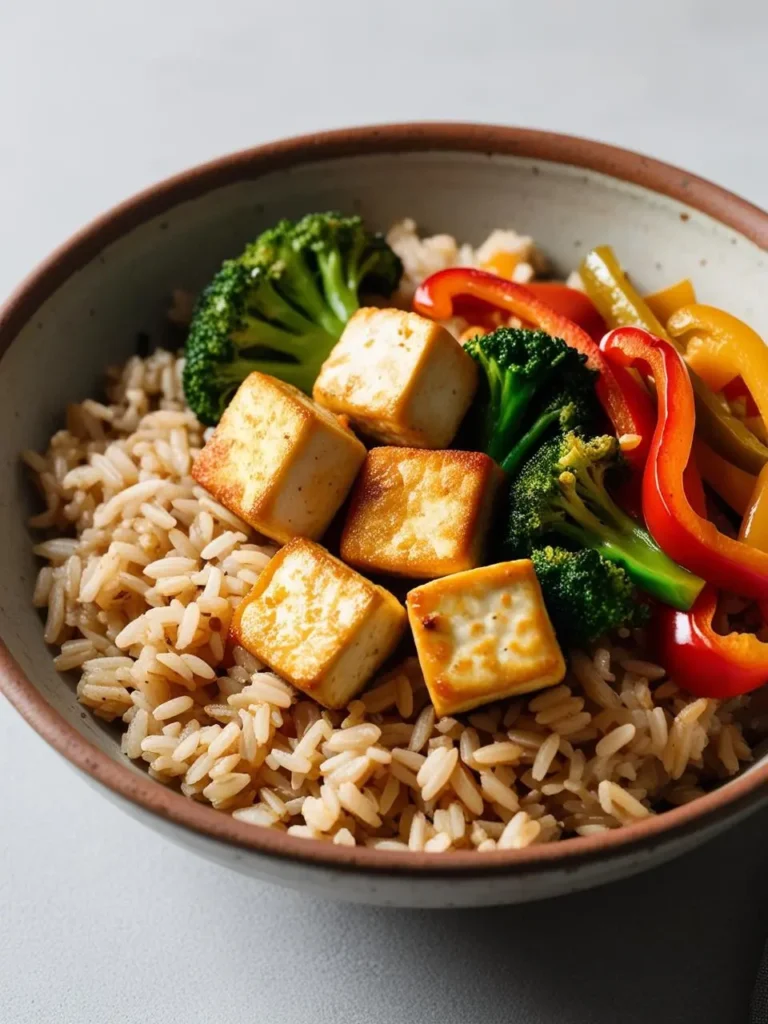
left=24, top=221, right=764, bottom=853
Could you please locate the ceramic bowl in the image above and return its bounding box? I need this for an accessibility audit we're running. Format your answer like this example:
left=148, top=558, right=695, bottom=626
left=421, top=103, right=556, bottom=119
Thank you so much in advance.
left=2, top=124, right=767, bottom=908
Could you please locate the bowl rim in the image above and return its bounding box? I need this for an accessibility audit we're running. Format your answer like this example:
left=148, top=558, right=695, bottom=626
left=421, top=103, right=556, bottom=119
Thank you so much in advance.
left=2, top=121, right=767, bottom=877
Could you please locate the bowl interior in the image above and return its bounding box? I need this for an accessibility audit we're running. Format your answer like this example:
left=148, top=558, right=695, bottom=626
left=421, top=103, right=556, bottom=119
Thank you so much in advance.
left=2, top=146, right=767, bottom=784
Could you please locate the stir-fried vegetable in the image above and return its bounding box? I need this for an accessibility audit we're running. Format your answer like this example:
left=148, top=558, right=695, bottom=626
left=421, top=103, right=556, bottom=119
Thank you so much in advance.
left=644, top=278, right=696, bottom=324
left=183, top=213, right=402, bottom=425
left=741, top=464, right=768, bottom=553
left=462, top=326, right=598, bottom=474
left=412, top=267, right=656, bottom=472
left=655, top=587, right=768, bottom=698
left=601, top=326, right=768, bottom=600
left=530, top=545, right=647, bottom=647
left=505, top=430, right=705, bottom=609
left=580, top=245, right=768, bottom=475
left=668, top=305, right=768, bottom=425
left=524, top=283, right=607, bottom=339
left=694, top=440, right=757, bottom=516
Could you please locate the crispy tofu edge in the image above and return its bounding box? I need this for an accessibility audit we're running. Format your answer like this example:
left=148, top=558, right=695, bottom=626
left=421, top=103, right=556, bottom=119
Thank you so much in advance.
left=192, top=373, right=365, bottom=544
left=313, top=309, right=473, bottom=448
left=230, top=538, right=407, bottom=707
left=191, top=373, right=313, bottom=526
left=340, top=448, right=504, bottom=578
left=397, top=323, right=479, bottom=448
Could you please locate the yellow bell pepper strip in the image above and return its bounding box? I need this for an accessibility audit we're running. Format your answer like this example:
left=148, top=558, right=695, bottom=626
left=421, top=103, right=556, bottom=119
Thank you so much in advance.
left=667, top=304, right=768, bottom=427
left=580, top=245, right=668, bottom=334
left=581, top=246, right=768, bottom=475
left=741, top=464, right=768, bottom=553
left=481, top=250, right=520, bottom=279
left=600, top=326, right=768, bottom=600
left=694, top=439, right=757, bottom=516
left=684, top=340, right=736, bottom=394
left=645, top=278, right=696, bottom=325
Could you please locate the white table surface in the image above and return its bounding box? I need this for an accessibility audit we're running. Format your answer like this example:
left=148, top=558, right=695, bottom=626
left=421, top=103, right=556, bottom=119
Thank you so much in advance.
left=2, top=3, right=768, bottom=1021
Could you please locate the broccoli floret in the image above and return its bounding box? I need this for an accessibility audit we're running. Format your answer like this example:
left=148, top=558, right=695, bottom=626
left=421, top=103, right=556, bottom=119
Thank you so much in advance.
left=292, top=212, right=403, bottom=320
left=183, top=212, right=402, bottom=425
left=463, top=327, right=598, bottom=474
left=507, top=431, right=705, bottom=610
left=531, top=545, right=648, bottom=647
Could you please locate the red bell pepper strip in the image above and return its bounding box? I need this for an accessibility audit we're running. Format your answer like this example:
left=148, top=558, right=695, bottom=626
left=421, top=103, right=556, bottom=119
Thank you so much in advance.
left=654, top=586, right=768, bottom=698
left=601, top=326, right=768, bottom=600
left=413, top=268, right=655, bottom=471
left=525, top=283, right=607, bottom=340
left=722, top=377, right=760, bottom=418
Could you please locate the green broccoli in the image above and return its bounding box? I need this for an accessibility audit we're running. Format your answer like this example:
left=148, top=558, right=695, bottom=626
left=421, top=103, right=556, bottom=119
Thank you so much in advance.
left=507, top=431, right=705, bottom=610
left=463, top=327, right=599, bottom=475
left=531, top=545, right=648, bottom=647
left=183, top=212, right=402, bottom=425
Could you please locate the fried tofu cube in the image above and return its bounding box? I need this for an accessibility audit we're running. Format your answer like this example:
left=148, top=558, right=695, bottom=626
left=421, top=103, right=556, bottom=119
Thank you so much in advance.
left=192, top=372, right=366, bottom=545
left=231, top=538, right=407, bottom=708
left=341, top=447, right=503, bottom=578
left=313, top=308, right=477, bottom=448
left=407, top=560, right=565, bottom=717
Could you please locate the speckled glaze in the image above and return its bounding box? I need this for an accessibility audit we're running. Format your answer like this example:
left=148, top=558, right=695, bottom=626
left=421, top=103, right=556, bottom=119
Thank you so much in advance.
left=1, top=124, right=767, bottom=907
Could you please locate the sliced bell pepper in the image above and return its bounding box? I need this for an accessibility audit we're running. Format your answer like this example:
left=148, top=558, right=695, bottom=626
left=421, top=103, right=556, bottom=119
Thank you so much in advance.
left=481, top=250, right=521, bottom=279
left=741, top=464, right=768, bottom=553
left=412, top=267, right=655, bottom=471
left=581, top=246, right=768, bottom=475
left=654, top=586, right=768, bottom=698
left=694, top=439, right=757, bottom=517
left=645, top=278, right=696, bottom=325
left=601, top=326, right=768, bottom=600
left=722, top=378, right=760, bottom=419
left=668, top=304, right=768, bottom=430
left=524, top=283, right=607, bottom=341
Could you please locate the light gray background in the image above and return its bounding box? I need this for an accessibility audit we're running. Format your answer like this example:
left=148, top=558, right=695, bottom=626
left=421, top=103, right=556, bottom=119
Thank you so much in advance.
left=1, top=2, right=767, bottom=1022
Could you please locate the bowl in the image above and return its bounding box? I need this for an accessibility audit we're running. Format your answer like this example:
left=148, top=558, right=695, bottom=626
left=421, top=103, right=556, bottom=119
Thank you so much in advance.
left=2, top=123, right=767, bottom=908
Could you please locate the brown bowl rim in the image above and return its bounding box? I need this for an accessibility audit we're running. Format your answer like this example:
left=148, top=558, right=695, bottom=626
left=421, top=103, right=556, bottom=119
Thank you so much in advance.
left=1, top=121, right=767, bottom=878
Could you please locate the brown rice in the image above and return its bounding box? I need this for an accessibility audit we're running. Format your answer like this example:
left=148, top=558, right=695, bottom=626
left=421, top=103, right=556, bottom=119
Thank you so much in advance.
left=23, top=223, right=767, bottom=853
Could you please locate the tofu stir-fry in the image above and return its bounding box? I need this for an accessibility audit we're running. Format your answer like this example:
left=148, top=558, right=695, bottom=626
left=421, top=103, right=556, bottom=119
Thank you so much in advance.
left=26, top=210, right=768, bottom=851
left=186, top=212, right=768, bottom=710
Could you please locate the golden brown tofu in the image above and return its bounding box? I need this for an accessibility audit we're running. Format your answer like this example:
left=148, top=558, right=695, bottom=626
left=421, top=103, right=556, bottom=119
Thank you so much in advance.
left=341, top=447, right=503, bottom=578
left=231, top=538, right=407, bottom=708
left=192, top=372, right=366, bottom=545
left=313, top=308, right=477, bottom=448
left=407, top=561, right=566, bottom=717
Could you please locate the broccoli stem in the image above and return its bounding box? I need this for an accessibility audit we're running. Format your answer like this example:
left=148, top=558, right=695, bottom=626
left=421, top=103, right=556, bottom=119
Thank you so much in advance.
left=484, top=348, right=570, bottom=466
left=554, top=486, right=705, bottom=610
left=232, top=318, right=333, bottom=362
left=277, top=262, right=346, bottom=338
left=314, top=250, right=360, bottom=323
left=245, top=276, right=322, bottom=336
left=500, top=409, right=562, bottom=475
left=215, top=356, right=318, bottom=397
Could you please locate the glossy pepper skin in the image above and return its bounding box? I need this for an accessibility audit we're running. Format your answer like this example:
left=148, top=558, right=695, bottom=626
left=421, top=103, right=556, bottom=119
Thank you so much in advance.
left=644, top=278, right=696, bottom=325
left=741, top=464, right=768, bottom=553
left=581, top=246, right=768, bottom=475
left=694, top=440, right=757, bottom=516
left=600, top=326, right=768, bottom=600
left=524, top=283, right=607, bottom=340
left=412, top=267, right=656, bottom=472
left=655, top=586, right=768, bottom=698
left=668, top=304, right=768, bottom=427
